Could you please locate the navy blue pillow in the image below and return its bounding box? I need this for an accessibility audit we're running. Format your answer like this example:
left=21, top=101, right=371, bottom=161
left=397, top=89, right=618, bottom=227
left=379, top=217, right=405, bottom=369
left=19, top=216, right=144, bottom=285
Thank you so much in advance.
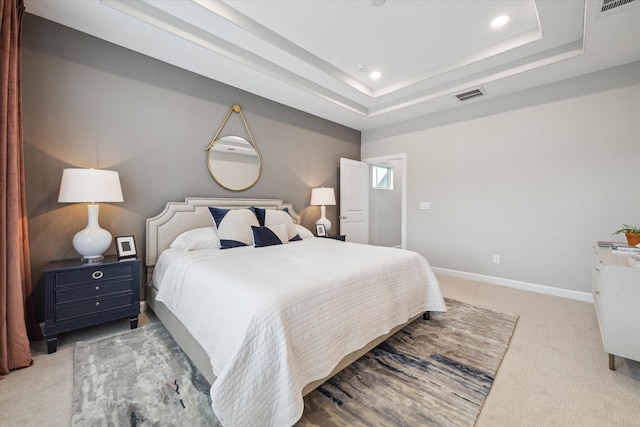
left=251, top=225, right=288, bottom=248
left=252, top=206, right=301, bottom=242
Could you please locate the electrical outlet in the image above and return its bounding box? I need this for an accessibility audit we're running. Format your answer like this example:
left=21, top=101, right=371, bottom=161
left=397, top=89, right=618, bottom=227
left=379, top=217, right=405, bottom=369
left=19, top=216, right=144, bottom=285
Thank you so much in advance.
left=493, top=254, right=500, bottom=264
left=419, top=202, right=430, bottom=210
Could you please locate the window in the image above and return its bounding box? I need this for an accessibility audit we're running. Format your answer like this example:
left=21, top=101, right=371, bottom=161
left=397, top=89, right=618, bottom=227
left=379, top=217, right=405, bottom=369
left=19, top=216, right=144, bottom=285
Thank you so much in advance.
left=372, top=164, right=393, bottom=190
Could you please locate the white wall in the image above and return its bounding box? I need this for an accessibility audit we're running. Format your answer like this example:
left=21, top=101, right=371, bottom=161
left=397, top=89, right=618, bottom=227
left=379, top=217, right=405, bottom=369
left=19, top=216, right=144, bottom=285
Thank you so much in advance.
left=362, top=63, right=640, bottom=294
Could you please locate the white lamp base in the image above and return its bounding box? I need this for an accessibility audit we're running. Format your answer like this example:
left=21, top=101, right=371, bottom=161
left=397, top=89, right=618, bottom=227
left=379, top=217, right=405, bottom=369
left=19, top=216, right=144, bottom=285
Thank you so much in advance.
left=73, top=204, right=112, bottom=263
left=316, top=204, right=332, bottom=234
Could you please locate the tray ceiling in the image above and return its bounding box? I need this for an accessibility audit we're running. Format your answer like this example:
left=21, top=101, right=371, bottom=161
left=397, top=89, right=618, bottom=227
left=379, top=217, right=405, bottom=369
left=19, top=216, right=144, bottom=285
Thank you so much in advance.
left=24, top=0, right=640, bottom=131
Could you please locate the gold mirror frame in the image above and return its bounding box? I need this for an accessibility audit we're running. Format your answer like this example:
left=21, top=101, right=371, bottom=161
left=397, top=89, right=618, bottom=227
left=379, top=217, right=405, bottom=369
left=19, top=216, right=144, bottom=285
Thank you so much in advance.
left=204, top=104, right=262, bottom=191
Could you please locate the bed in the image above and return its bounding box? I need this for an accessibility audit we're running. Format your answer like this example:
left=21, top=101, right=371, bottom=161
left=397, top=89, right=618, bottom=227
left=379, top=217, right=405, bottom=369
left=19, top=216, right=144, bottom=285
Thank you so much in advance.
left=145, top=197, right=446, bottom=427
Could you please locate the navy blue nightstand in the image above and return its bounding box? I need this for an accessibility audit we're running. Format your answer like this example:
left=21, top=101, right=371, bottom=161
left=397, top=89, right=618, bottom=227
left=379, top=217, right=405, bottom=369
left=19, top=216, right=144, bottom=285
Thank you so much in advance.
left=40, top=256, right=140, bottom=353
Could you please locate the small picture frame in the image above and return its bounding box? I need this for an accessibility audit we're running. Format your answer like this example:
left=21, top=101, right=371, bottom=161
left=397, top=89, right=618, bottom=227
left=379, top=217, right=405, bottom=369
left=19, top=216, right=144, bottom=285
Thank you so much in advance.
left=315, top=224, right=326, bottom=237
left=115, top=236, right=137, bottom=259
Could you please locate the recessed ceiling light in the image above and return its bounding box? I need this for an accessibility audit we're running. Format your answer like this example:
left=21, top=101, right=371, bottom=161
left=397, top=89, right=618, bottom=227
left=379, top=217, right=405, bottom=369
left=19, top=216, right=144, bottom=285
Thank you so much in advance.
left=491, top=15, right=510, bottom=28
left=370, top=71, right=382, bottom=80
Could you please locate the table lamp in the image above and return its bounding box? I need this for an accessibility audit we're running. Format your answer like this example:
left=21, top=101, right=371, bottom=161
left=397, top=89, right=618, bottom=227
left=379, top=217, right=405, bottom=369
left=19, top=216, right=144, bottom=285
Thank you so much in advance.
left=311, top=187, right=336, bottom=233
left=58, top=168, right=124, bottom=262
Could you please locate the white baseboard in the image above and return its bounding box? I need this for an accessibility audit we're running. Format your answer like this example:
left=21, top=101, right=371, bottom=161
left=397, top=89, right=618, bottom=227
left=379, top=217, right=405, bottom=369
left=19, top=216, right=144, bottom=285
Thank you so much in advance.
left=432, top=267, right=594, bottom=303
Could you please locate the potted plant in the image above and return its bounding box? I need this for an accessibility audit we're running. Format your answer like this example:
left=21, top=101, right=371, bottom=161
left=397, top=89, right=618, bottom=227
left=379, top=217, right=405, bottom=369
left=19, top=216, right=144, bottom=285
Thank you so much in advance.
left=612, top=224, right=640, bottom=247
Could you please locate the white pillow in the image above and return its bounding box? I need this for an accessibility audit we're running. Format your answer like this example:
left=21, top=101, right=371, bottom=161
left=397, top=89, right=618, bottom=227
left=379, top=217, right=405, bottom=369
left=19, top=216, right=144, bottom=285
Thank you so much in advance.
left=170, top=227, right=220, bottom=251
left=294, top=224, right=315, bottom=239
left=208, top=207, right=260, bottom=249
left=263, top=209, right=294, bottom=226
left=264, top=210, right=300, bottom=241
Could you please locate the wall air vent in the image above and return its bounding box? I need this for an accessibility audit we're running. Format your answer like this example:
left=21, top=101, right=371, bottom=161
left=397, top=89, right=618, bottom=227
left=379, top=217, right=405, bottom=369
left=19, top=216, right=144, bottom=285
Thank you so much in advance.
left=601, top=0, right=636, bottom=12
left=454, top=88, right=486, bottom=102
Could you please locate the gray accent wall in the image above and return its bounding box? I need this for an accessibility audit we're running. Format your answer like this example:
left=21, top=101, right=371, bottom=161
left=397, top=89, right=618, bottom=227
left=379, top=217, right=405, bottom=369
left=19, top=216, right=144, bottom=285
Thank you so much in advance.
left=22, top=14, right=360, bottom=283
left=362, top=62, right=640, bottom=294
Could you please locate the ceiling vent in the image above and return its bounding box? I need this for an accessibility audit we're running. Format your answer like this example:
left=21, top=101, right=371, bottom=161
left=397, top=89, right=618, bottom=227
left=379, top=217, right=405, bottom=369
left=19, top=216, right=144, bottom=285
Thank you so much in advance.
left=454, top=88, right=486, bottom=102
left=601, top=0, right=636, bottom=12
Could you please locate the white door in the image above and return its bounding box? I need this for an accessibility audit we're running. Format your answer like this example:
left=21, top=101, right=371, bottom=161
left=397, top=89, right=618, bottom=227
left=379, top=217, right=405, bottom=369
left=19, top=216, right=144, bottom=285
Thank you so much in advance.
left=339, top=158, right=369, bottom=244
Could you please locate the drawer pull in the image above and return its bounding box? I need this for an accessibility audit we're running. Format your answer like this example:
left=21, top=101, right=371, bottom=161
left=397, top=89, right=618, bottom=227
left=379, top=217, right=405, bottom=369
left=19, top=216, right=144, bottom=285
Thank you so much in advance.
left=95, top=286, right=100, bottom=291
left=92, top=271, right=104, bottom=280
left=96, top=301, right=100, bottom=306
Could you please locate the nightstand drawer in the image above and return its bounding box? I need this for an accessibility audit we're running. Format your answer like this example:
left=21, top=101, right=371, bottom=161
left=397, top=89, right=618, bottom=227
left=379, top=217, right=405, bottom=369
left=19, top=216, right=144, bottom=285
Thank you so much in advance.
left=56, top=279, right=133, bottom=304
left=55, top=263, right=133, bottom=286
left=56, top=292, right=133, bottom=322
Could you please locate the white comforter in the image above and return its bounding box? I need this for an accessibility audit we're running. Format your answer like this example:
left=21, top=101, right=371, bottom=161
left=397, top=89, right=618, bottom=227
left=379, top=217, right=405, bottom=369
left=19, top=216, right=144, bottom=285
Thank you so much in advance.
left=154, top=238, right=445, bottom=427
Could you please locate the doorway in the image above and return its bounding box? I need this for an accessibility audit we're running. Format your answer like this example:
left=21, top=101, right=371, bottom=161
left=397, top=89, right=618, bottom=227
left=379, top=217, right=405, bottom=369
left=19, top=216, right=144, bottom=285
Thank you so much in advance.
left=363, top=153, right=407, bottom=249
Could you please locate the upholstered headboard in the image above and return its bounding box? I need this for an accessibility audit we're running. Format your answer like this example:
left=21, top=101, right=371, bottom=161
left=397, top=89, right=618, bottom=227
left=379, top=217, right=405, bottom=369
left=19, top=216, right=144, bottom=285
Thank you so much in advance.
left=146, top=197, right=301, bottom=280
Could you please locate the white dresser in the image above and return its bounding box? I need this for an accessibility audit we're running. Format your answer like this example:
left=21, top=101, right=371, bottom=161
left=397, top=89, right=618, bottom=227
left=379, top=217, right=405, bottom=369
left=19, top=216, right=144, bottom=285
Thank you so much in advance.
left=592, top=244, right=640, bottom=369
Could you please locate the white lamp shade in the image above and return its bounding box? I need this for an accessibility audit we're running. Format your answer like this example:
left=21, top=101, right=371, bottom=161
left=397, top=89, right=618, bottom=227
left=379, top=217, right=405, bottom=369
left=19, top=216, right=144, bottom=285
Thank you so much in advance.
left=310, top=187, right=336, bottom=206
left=58, top=168, right=124, bottom=203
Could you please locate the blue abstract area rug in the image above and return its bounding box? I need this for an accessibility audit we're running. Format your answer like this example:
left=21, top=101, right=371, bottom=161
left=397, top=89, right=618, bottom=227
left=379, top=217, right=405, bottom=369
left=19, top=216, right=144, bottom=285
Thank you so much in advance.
left=297, top=298, right=518, bottom=426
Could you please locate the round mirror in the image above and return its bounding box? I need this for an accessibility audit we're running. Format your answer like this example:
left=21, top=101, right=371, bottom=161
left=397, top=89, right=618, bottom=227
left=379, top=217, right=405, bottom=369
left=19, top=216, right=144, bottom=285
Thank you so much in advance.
left=207, top=135, right=261, bottom=191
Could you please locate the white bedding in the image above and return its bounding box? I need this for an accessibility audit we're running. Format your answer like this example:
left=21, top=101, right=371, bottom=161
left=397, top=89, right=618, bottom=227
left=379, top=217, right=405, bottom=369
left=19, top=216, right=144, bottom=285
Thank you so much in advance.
left=154, top=238, right=446, bottom=427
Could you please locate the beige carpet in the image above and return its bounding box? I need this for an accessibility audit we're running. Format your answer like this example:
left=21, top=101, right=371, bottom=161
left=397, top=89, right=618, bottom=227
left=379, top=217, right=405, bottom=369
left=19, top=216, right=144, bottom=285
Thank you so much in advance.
left=438, top=276, right=640, bottom=427
left=1, top=275, right=639, bottom=426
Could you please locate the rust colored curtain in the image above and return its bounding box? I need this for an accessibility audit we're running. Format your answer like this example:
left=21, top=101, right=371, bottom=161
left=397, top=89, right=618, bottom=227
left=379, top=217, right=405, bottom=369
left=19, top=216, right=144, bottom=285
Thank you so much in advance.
left=0, top=0, right=34, bottom=377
